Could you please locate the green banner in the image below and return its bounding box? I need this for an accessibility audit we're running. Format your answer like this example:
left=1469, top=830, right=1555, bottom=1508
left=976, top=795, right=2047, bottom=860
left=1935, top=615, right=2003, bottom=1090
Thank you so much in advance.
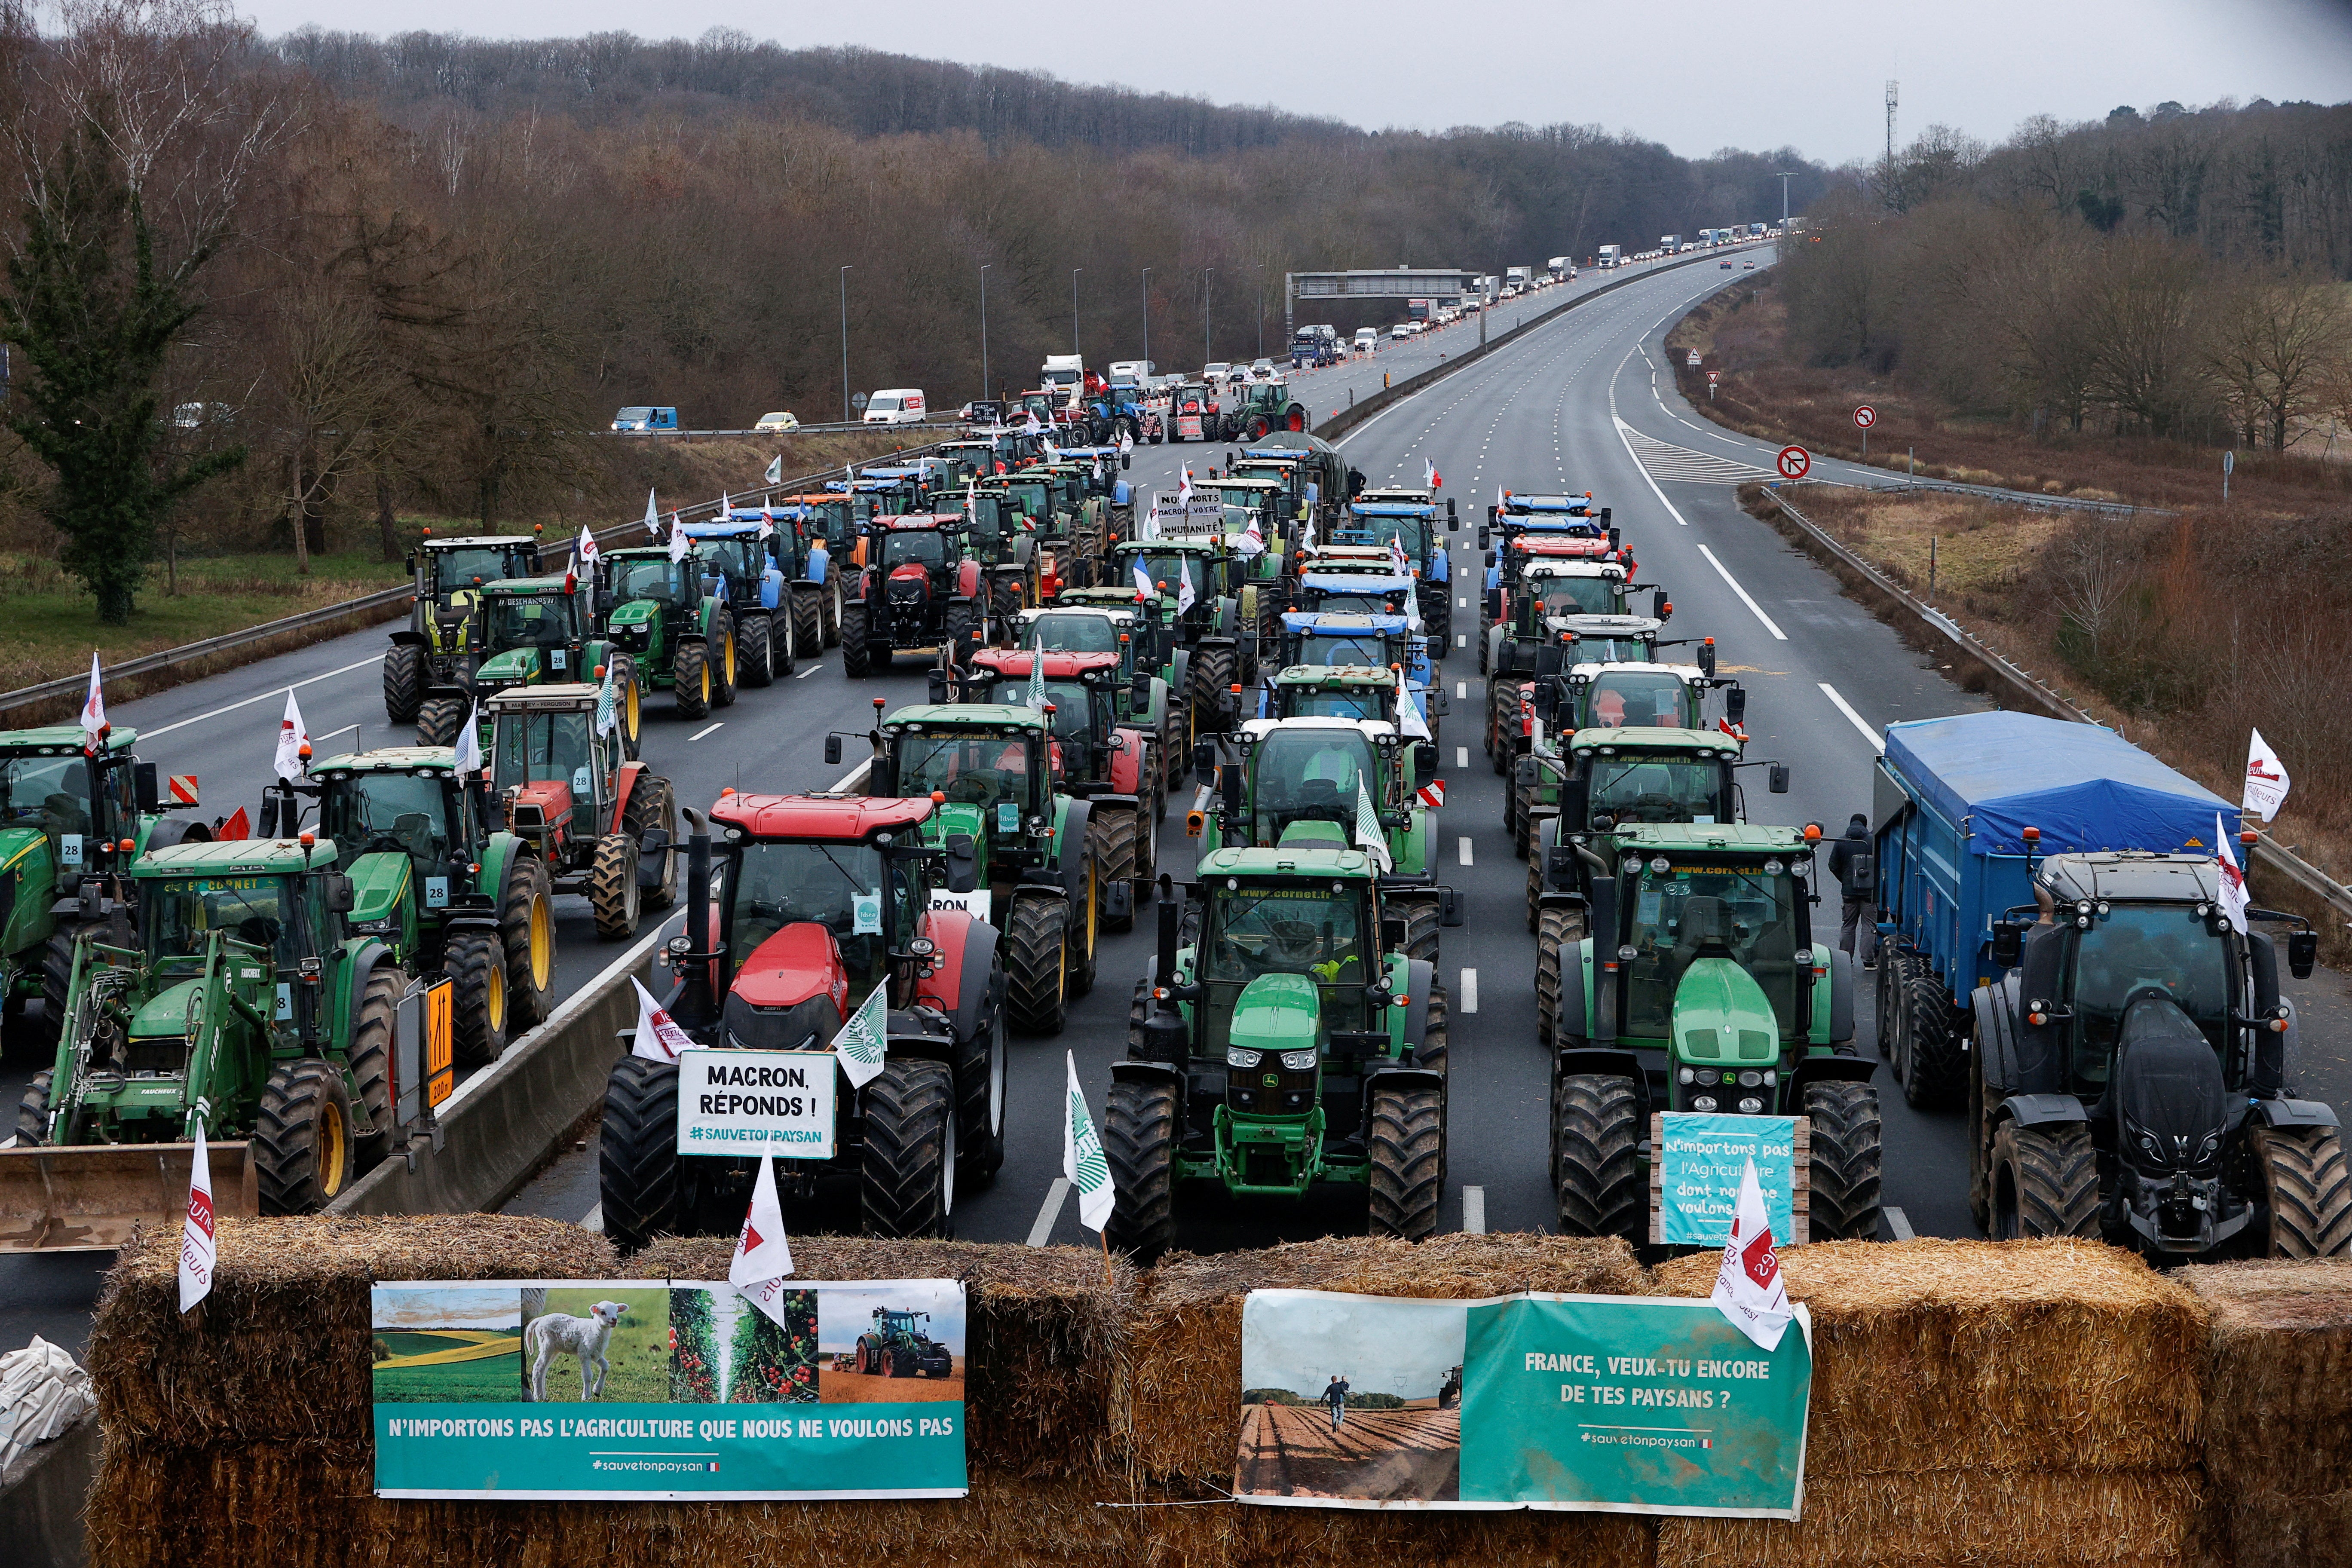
left=1236, top=1289, right=1809, bottom=1517
left=1655, top=1113, right=1800, bottom=1246
left=372, top=1279, right=966, bottom=1501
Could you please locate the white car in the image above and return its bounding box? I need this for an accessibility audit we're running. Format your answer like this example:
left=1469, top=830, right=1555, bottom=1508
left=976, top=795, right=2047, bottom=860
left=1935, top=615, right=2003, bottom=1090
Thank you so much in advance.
left=753, top=411, right=799, bottom=432
left=1390, top=322, right=1414, bottom=340
left=1201, top=362, right=1232, bottom=386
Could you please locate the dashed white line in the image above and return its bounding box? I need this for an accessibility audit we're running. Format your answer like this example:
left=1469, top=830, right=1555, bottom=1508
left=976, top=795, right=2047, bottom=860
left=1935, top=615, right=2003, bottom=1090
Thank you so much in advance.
left=1455, top=682, right=1467, bottom=700
left=1459, top=968, right=1479, bottom=1013
left=1458, top=836, right=1474, bottom=866
left=1818, top=683, right=1882, bottom=749
left=689, top=722, right=725, bottom=741
left=1026, top=1177, right=1072, bottom=1246
left=139, top=655, right=387, bottom=738
left=1695, top=544, right=1787, bottom=640
left=1456, top=746, right=1470, bottom=768
left=1462, top=1186, right=1487, bottom=1234
left=796, top=664, right=822, bottom=678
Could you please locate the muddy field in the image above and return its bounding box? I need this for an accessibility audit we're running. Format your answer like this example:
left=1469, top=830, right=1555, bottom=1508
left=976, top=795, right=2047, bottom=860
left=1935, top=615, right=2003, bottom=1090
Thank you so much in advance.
left=1235, top=1403, right=1461, bottom=1501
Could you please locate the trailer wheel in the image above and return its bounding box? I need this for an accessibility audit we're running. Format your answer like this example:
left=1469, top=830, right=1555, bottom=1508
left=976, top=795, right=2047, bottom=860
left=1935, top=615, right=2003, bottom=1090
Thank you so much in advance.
left=1804, top=1080, right=1883, bottom=1241
left=1534, top=906, right=1585, bottom=1050
left=590, top=835, right=643, bottom=940
left=2254, top=1126, right=2352, bottom=1258
left=253, top=1059, right=357, bottom=1214
left=625, top=778, right=680, bottom=910
left=1896, top=955, right=1966, bottom=1111
left=739, top=612, right=776, bottom=689
left=383, top=643, right=424, bottom=723
left=1991, top=1121, right=2098, bottom=1240
left=840, top=605, right=873, bottom=675
left=673, top=637, right=712, bottom=718
left=15, top=1069, right=51, bottom=1145
left=446, top=930, right=509, bottom=1069
left=1391, top=894, right=1442, bottom=965
left=860, top=1059, right=956, bottom=1239
left=348, top=965, right=401, bottom=1172
left=1093, top=808, right=1140, bottom=934
left=598, top=1054, right=681, bottom=1252
left=1104, top=1077, right=1178, bottom=1259
left=500, top=856, right=556, bottom=1028
left=1003, top=890, right=1069, bottom=1035
left=1553, top=1072, right=1643, bottom=1242
left=416, top=695, right=468, bottom=747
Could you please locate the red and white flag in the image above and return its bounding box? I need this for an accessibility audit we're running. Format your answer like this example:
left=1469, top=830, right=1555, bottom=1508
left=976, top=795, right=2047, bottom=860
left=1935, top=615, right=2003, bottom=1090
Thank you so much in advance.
left=728, top=1154, right=796, bottom=1327
left=1710, top=1157, right=1792, bottom=1351
left=575, top=525, right=600, bottom=569
left=2215, top=812, right=2250, bottom=935
left=1416, top=780, right=1446, bottom=809
left=1424, top=459, right=1442, bottom=490
left=628, top=977, right=696, bottom=1062
left=2244, top=729, right=2291, bottom=822
left=273, top=692, right=309, bottom=781
left=178, top=1119, right=217, bottom=1314
left=80, top=654, right=106, bottom=753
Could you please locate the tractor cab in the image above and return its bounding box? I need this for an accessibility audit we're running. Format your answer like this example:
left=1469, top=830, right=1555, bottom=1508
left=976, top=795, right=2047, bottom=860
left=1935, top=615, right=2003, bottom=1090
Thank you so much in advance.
left=962, top=651, right=1119, bottom=776
left=776, top=493, right=868, bottom=558
left=1291, top=569, right=1418, bottom=621
left=1275, top=612, right=1432, bottom=691
left=841, top=515, right=989, bottom=675
left=1218, top=717, right=1396, bottom=851
left=490, top=688, right=626, bottom=843
left=685, top=517, right=788, bottom=613
left=383, top=534, right=546, bottom=725
left=313, top=748, right=474, bottom=896
left=874, top=706, right=1056, bottom=885
left=1545, top=614, right=1666, bottom=668
left=472, top=576, right=597, bottom=694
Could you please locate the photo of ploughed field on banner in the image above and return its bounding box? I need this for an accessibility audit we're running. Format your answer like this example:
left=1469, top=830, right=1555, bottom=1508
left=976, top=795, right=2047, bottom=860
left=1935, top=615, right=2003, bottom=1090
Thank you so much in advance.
left=1237, top=1292, right=1468, bottom=1503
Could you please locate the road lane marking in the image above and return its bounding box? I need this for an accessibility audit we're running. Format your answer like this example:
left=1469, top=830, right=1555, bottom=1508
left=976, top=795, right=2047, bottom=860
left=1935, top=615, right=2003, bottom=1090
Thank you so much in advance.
left=1460, top=968, right=1478, bottom=1012
left=579, top=1203, right=603, bottom=1232
left=796, top=664, right=823, bottom=678
left=1463, top=1186, right=1487, bottom=1234
left=139, top=655, right=386, bottom=738
left=689, top=722, right=725, bottom=741
left=1027, top=1177, right=1072, bottom=1246
left=1610, top=415, right=1691, bottom=527
left=1456, top=747, right=1469, bottom=768
left=1884, top=1206, right=1914, bottom=1241
left=1458, top=836, right=1473, bottom=866
left=1456, top=634, right=1467, bottom=648
left=1455, top=682, right=1467, bottom=699
left=1818, top=683, right=1882, bottom=748
left=1696, top=544, right=1787, bottom=640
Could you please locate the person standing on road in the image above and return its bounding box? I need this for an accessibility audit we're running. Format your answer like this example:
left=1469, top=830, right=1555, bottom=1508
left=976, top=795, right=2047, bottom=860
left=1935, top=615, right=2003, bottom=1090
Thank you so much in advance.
left=1828, top=812, right=1874, bottom=969
left=1324, top=1375, right=1351, bottom=1433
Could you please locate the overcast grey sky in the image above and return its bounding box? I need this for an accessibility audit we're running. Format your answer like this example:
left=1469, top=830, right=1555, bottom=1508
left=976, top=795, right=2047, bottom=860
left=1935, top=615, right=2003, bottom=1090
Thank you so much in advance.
left=227, top=0, right=2352, bottom=163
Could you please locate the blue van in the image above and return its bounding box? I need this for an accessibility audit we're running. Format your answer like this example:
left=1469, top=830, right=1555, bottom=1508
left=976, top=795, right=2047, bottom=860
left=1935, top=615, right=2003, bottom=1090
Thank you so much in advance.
left=611, top=406, right=679, bottom=433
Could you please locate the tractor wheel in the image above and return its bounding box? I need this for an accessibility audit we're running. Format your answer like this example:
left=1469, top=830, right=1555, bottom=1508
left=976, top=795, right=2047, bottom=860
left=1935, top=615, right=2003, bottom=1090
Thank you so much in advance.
left=348, top=965, right=401, bottom=1173
left=1103, top=1077, right=1178, bottom=1260
left=2254, top=1126, right=2352, bottom=1257
left=713, top=615, right=740, bottom=708
left=860, top=1059, right=956, bottom=1239
left=740, top=612, right=776, bottom=688
left=590, top=835, right=643, bottom=940
left=1525, top=830, right=1545, bottom=933
left=1418, top=982, right=1449, bottom=1074
left=990, top=575, right=1023, bottom=629
left=417, top=695, right=468, bottom=748
left=446, top=930, right=509, bottom=1069
left=943, top=596, right=983, bottom=664
left=1552, top=1072, right=1643, bottom=1242
left=1368, top=1082, right=1444, bottom=1240
left=625, top=777, right=680, bottom=910
left=953, top=1002, right=1008, bottom=1190
left=1093, top=807, right=1140, bottom=934
left=252, top=1059, right=358, bottom=1214
left=382, top=643, right=425, bottom=723
left=14, top=1070, right=52, bottom=1145
left=611, top=656, right=644, bottom=761
left=1189, top=646, right=1236, bottom=725
left=1895, top=954, right=1965, bottom=1111
left=791, top=590, right=824, bottom=665
left=1510, top=765, right=1540, bottom=858
left=1534, top=906, right=1585, bottom=1049
left=599, top=1054, right=682, bottom=1252
left=28, top=922, right=93, bottom=1066
left=1003, top=890, right=1070, bottom=1035
left=673, top=638, right=713, bottom=719
left=1244, top=414, right=1271, bottom=441
left=1804, top=1081, right=1883, bottom=1242
left=1066, top=848, right=1100, bottom=1001
left=840, top=605, right=873, bottom=676
left=1990, top=1121, right=2099, bottom=1240
left=1425, top=591, right=1452, bottom=653
left=824, top=582, right=843, bottom=647
left=500, top=856, right=557, bottom=1029
left=1391, top=894, right=1441, bottom=965
left=1126, top=976, right=1152, bottom=1056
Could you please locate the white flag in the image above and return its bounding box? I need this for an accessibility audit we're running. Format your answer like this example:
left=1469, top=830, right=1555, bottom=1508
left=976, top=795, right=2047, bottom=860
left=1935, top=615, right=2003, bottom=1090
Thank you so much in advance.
left=831, top=981, right=888, bottom=1089
left=2245, top=729, right=2291, bottom=822
left=757, top=505, right=775, bottom=542
left=274, top=691, right=309, bottom=781
left=625, top=982, right=696, bottom=1065
left=452, top=698, right=484, bottom=773
left=765, top=453, right=784, bottom=485
left=1133, top=560, right=1155, bottom=601
left=728, top=1155, right=796, bottom=1328
left=1353, top=777, right=1392, bottom=873
left=1710, top=1157, right=1793, bottom=1351
left=2216, top=812, right=2250, bottom=935
left=1063, top=1051, right=1113, bottom=1232
left=1388, top=536, right=1410, bottom=579
left=79, top=653, right=106, bottom=752
left=574, top=524, right=600, bottom=569
left=1176, top=557, right=1197, bottom=614
left=178, top=1118, right=217, bottom=1314
left=1400, top=686, right=1432, bottom=741
left=720, top=491, right=732, bottom=518
left=1176, top=469, right=1194, bottom=510
left=1025, top=641, right=1047, bottom=714
left=1119, top=429, right=1134, bottom=455
left=644, top=488, right=660, bottom=534
left=1234, top=514, right=1265, bottom=559
left=668, top=519, right=689, bottom=565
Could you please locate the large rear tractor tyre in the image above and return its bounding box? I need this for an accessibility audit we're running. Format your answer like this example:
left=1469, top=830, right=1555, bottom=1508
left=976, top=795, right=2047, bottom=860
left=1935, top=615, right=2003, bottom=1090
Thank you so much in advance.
left=598, top=1055, right=681, bottom=1252
left=1417, top=982, right=1450, bottom=1076
left=1103, top=1078, right=1179, bottom=1260
left=943, top=597, right=983, bottom=665
left=1510, top=765, right=1540, bottom=858
left=1553, top=1072, right=1643, bottom=1242
left=500, top=857, right=557, bottom=1028
left=713, top=616, right=740, bottom=708
left=15, top=1070, right=52, bottom=1145
left=1392, top=895, right=1442, bottom=965
left=990, top=576, right=1023, bottom=629
left=1805, top=1081, right=1884, bottom=1241
left=1094, top=808, right=1141, bottom=934
left=416, top=695, right=468, bottom=748
left=740, top=612, right=777, bottom=688
left=1991, top=1121, right=2099, bottom=1240
left=446, top=931, right=510, bottom=1069
left=791, top=590, right=824, bottom=665
left=590, top=835, right=643, bottom=940
left=954, top=1006, right=1009, bottom=1190
left=253, top=1060, right=358, bottom=1214
left=1425, top=592, right=1451, bottom=653
left=1189, top=646, right=1237, bottom=728
left=28, top=923, right=92, bottom=1066
left=348, top=966, right=401, bottom=1172
left=1534, top=906, right=1585, bottom=1050
left=1896, top=956, right=1966, bottom=1112
left=823, top=582, right=842, bottom=647
left=860, top=1060, right=956, bottom=1239
left=625, top=777, right=680, bottom=910
left=2254, top=1126, right=2352, bottom=1258
left=1524, top=827, right=1547, bottom=933
left=1368, top=1084, right=1445, bottom=1240
left=1004, top=891, right=1070, bottom=1036
left=609, top=657, right=644, bottom=761
left=840, top=605, right=873, bottom=676
left=382, top=643, right=424, bottom=723
left=673, top=638, right=713, bottom=720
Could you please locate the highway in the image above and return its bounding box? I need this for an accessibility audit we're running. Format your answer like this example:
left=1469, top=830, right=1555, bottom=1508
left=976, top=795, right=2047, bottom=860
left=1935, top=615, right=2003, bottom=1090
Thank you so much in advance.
left=8, top=243, right=2343, bottom=1351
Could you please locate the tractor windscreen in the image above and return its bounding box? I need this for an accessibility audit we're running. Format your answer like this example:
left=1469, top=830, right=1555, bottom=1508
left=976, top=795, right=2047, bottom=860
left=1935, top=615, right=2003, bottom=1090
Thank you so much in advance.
left=0, top=753, right=92, bottom=837
left=431, top=547, right=522, bottom=594
left=1295, top=634, right=1392, bottom=668
left=1336, top=514, right=1432, bottom=556
left=894, top=730, right=1038, bottom=817
left=1561, top=635, right=1650, bottom=665
left=1536, top=576, right=1620, bottom=616
left=1025, top=613, right=1118, bottom=653
left=1249, top=729, right=1378, bottom=844
left=727, top=840, right=910, bottom=998
left=1127, top=555, right=1196, bottom=595
left=879, top=531, right=947, bottom=571
left=322, top=773, right=455, bottom=868
left=1285, top=687, right=1387, bottom=724
left=606, top=559, right=684, bottom=604
left=145, top=875, right=302, bottom=966
left=491, top=711, right=603, bottom=797
left=1202, top=882, right=1371, bottom=1044
left=485, top=595, right=574, bottom=650
left=1584, top=672, right=1697, bottom=729
left=1585, top=756, right=1730, bottom=825
left=978, top=681, right=1091, bottom=743
left=1622, top=861, right=1802, bottom=1040
left=2067, top=904, right=2232, bottom=1075
left=697, top=536, right=767, bottom=588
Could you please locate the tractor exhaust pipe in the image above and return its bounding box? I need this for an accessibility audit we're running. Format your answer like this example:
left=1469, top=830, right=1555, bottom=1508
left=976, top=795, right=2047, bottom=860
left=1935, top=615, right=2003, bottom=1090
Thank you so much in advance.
left=1154, top=873, right=1179, bottom=995
left=672, top=807, right=722, bottom=1027
left=1220, top=753, right=1244, bottom=847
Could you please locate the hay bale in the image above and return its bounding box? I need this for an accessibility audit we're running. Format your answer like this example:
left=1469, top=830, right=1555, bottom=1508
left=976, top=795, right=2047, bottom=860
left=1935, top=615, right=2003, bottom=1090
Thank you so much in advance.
left=1647, top=1238, right=2206, bottom=1473
left=1122, top=1233, right=1643, bottom=1482
left=2201, top=1484, right=2352, bottom=1568
left=631, top=1234, right=1134, bottom=1477
left=1655, top=1469, right=2204, bottom=1568
left=89, top=1215, right=615, bottom=1446
left=1133, top=1482, right=1654, bottom=1568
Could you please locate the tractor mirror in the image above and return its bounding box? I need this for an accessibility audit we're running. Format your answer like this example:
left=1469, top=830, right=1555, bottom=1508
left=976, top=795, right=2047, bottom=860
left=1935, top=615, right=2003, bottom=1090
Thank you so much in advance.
left=134, top=762, right=161, bottom=814
left=1380, top=916, right=1406, bottom=950
left=1446, top=497, right=1458, bottom=522
left=1193, top=739, right=1216, bottom=781
left=2289, top=929, right=2318, bottom=980
left=1653, top=588, right=1672, bottom=622
left=1601, top=508, right=1612, bottom=524
left=1990, top=921, right=2024, bottom=970
left=1724, top=684, right=1747, bottom=725
left=1699, top=641, right=1718, bottom=678
left=1122, top=455, right=1132, bottom=471
left=1561, top=778, right=1590, bottom=829
left=322, top=874, right=356, bottom=914
left=927, top=670, right=950, bottom=703
left=1535, top=684, right=1559, bottom=724
left=1768, top=764, right=1790, bottom=794
left=405, top=553, right=418, bottom=573
left=1476, top=526, right=1490, bottom=551
left=824, top=735, right=843, bottom=766
left=943, top=835, right=979, bottom=894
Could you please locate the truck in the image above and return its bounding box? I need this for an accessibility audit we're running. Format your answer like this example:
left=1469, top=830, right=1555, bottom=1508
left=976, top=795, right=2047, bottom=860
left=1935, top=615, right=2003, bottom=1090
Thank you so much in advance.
left=1547, top=256, right=1572, bottom=280
left=1596, top=245, right=1621, bottom=269
left=1039, top=356, right=1090, bottom=411
left=1659, top=236, right=1680, bottom=251
left=1506, top=266, right=1534, bottom=291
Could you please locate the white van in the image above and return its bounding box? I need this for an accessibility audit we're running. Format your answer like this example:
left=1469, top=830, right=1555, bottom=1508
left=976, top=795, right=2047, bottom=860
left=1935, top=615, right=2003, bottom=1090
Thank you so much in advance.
left=1107, top=360, right=1155, bottom=382
left=1353, top=328, right=1379, bottom=353
left=861, top=388, right=928, bottom=425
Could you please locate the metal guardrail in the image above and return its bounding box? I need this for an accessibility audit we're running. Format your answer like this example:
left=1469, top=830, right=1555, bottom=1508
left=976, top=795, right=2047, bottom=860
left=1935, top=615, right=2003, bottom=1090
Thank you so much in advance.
left=605, top=420, right=965, bottom=439
left=1763, top=485, right=2352, bottom=922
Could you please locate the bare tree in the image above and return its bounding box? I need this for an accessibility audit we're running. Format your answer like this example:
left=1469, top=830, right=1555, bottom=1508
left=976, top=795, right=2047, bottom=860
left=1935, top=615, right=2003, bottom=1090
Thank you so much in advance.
left=2054, top=522, right=2137, bottom=668
left=2203, top=269, right=2352, bottom=450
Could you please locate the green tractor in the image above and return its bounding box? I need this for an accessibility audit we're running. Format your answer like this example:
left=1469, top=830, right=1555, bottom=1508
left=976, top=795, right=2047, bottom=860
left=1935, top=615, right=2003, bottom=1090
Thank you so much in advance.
left=853, top=1307, right=955, bottom=1378
left=0, top=727, right=215, bottom=1065
left=1508, top=652, right=1749, bottom=854
left=935, top=485, right=1044, bottom=625
left=1106, top=537, right=1257, bottom=728
left=9, top=835, right=450, bottom=1228
left=1032, top=593, right=1193, bottom=796
left=417, top=575, right=650, bottom=758
left=1190, top=717, right=1456, bottom=962
left=382, top=532, right=544, bottom=723
left=1483, top=562, right=1665, bottom=767
left=594, top=545, right=741, bottom=720
left=830, top=702, right=1106, bottom=1036
left=1103, top=861, right=1449, bottom=1259
left=1544, top=822, right=1880, bottom=1245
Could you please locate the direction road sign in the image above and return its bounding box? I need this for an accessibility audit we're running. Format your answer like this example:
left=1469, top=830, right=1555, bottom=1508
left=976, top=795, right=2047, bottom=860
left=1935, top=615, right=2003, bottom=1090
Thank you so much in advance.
left=1853, top=404, right=1877, bottom=429
left=1776, top=445, right=1811, bottom=480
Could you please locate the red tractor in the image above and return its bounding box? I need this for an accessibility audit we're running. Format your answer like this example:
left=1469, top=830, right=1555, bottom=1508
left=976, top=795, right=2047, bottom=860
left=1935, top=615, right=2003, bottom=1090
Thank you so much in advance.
left=841, top=515, right=991, bottom=677
left=484, top=684, right=678, bottom=940
left=597, top=794, right=1008, bottom=1245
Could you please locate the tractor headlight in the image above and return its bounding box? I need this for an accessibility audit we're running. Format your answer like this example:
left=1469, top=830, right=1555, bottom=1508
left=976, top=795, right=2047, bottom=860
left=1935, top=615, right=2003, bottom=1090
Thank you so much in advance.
left=1761, top=1070, right=1777, bottom=1087
left=1280, top=1050, right=1318, bottom=1071
left=1226, top=1047, right=1263, bottom=1068
left=1737, top=1096, right=1765, bottom=1114
left=1691, top=1095, right=1718, bottom=1112
left=1677, top=1067, right=1695, bottom=1084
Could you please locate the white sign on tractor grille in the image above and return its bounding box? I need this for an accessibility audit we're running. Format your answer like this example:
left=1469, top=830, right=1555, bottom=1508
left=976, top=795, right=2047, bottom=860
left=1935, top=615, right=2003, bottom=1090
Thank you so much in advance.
left=676, top=1049, right=836, bottom=1159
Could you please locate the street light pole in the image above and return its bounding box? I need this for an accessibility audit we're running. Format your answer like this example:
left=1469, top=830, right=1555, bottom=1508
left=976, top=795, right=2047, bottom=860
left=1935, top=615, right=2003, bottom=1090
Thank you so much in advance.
left=1773, top=172, right=1794, bottom=228
left=1141, top=266, right=1151, bottom=372
left=839, top=265, right=852, bottom=423
left=1203, top=267, right=1213, bottom=367
left=1071, top=267, right=1082, bottom=358
left=979, top=263, right=991, bottom=403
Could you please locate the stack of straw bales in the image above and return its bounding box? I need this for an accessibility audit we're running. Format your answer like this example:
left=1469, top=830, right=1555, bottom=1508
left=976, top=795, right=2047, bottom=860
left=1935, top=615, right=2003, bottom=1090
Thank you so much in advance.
left=2182, top=1258, right=2352, bottom=1568
left=1646, top=1238, right=2210, bottom=1568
